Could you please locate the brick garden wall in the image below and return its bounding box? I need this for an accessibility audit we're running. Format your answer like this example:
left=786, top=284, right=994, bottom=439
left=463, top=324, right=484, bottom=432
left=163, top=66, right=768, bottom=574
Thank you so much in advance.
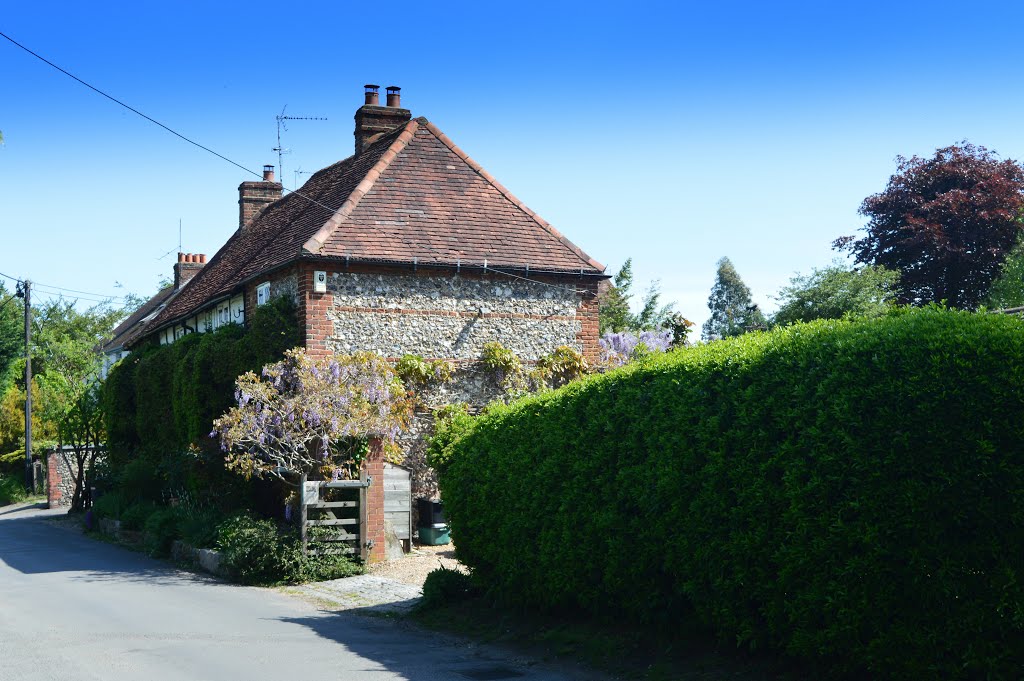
left=46, top=448, right=99, bottom=508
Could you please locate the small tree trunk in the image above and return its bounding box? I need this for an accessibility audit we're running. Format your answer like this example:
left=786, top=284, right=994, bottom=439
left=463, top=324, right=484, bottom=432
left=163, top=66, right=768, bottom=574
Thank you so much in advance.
left=70, top=454, right=85, bottom=513
left=299, top=471, right=308, bottom=556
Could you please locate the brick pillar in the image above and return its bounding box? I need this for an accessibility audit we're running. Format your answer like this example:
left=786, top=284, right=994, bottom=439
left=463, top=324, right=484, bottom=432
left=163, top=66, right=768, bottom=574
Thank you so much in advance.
left=576, top=281, right=602, bottom=365
left=298, top=264, right=332, bottom=357
left=47, top=451, right=62, bottom=508
left=362, top=436, right=386, bottom=563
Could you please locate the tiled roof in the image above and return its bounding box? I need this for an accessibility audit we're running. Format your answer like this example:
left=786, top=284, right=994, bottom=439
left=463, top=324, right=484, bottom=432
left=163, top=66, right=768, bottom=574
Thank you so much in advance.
left=102, top=285, right=176, bottom=352
left=150, top=117, right=605, bottom=331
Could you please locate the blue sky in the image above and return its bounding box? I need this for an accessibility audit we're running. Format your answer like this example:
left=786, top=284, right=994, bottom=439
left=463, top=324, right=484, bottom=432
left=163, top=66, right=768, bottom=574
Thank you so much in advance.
left=3, top=1, right=1024, bottom=329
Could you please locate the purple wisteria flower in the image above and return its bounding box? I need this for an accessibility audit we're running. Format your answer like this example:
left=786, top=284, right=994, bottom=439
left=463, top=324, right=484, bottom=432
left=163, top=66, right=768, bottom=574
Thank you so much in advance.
left=599, top=328, right=673, bottom=366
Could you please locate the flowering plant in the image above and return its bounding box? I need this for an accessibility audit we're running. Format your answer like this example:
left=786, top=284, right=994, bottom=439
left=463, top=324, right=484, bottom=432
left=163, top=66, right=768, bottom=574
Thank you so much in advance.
left=599, top=329, right=673, bottom=367
left=212, top=348, right=412, bottom=481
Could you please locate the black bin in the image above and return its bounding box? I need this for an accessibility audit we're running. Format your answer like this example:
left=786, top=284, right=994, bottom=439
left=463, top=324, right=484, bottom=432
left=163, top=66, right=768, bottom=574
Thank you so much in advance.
left=417, top=498, right=446, bottom=527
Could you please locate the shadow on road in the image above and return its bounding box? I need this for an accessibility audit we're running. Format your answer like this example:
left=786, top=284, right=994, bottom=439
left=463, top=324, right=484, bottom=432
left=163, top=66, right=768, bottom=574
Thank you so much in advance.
left=0, top=509, right=225, bottom=588
left=0, top=502, right=48, bottom=517
left=275, top=608, right=573, bottom=681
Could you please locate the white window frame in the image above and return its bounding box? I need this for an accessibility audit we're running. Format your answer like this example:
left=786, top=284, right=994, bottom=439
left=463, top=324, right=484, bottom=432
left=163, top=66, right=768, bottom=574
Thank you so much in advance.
left=256, top=282, right=271, bottom=306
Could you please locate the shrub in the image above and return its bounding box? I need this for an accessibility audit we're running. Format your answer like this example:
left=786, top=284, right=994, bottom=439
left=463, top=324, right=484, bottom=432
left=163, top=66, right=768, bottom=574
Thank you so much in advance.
left=215, top=514, right=292, bottom=585
left=177, top=507, right=223, bottom=549
left=294, top=528, right=362, bottom=581
left=533, top=345, right=589, bottom=388
left=436, top=308, right=1024, bottom=679
left=215, top=514, right=363, bottom=585
left=425, top=404, right=474, bottom=475
left=419, top=567, right=478, bottom=610
left=0, top=450, right=25, bottom=478
left=91, top=490, right=128, bottom=520
left=143, top=507, right=181, bottom=557
left=395, top=354, right=453, bottom=388
left=119, top=502, right=158, bottom=531
left=116, top=457, right=163, bottom=503
left=0, top=475, right=26, bottom=506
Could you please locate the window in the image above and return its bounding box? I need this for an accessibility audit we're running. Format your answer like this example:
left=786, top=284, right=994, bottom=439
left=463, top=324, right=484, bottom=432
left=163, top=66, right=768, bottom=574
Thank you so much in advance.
left=256, top=282, right=271, bottom=306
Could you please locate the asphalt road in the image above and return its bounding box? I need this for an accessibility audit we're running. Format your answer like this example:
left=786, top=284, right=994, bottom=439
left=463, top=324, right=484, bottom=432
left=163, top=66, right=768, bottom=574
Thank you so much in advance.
left=0, top=504, right=585, bottom=681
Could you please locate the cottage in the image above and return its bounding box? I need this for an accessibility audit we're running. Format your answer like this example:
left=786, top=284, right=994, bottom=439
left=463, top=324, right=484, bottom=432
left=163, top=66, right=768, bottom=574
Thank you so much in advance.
left=101, top=252, right=206, bottom=378
left=138, top=84, right=608, bottom=499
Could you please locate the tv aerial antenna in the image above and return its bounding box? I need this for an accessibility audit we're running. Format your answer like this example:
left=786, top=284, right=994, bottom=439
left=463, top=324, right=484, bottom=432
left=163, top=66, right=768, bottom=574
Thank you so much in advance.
left=274, top=106, right=327, bottom=186
left=157, top=218, right=183, bottom=260
left=293, top=166, right=314, bottom=187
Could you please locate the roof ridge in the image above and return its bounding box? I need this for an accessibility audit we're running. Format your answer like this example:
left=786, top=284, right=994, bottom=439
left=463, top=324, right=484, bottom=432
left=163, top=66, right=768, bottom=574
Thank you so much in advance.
left=302, top=119, right=421, bottom=255
left=418, top=119, right=605, bottom=273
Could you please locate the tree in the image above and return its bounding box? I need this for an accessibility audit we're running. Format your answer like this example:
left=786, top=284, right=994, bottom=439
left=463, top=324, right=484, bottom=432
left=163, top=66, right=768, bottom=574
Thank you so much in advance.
left=32, top=299, right=123, bottom=443
left=986, top=235, right=1024, bottom=309
left=703, top=257, right=765, bottom=340
left=31, top=298, right=124, bottom=509
left=58, top=385, right=104, bottom=512
left=772, top=262, right=900, bottom=326
left=598, top=258, right=679, bottom=334
left=599, top=260, right=634, bottom=334
left=835, top=142, right=1024, bottom=309
left=0, top=284, right=23, bottom=392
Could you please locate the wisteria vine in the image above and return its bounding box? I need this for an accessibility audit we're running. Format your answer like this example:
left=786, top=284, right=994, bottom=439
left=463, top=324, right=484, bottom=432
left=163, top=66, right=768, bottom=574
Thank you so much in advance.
left=211, top=348, right=412, bottom=481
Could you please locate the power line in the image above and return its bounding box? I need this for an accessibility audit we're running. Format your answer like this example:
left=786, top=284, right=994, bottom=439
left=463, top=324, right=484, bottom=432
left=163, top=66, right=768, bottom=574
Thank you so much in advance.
left=1, top=271, right=130, bottom=303
left=0, top=30, right=259, bottom=181
left=30, top=282, right=127, bottom=301
left=31, top=286, right=125, bottom=305
left=0, top=31, right=597, bottom=298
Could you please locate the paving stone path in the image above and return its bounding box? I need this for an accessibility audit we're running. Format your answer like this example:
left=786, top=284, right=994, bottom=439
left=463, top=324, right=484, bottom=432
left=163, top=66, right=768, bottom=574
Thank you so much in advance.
left=288, top=574, right=424, bottom=614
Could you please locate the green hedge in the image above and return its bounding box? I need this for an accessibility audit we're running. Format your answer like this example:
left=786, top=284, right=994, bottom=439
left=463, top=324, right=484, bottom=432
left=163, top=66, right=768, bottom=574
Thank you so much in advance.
left=102, top=296, right=300, bottom=462
left=434, top=308, right=1024, bottom=679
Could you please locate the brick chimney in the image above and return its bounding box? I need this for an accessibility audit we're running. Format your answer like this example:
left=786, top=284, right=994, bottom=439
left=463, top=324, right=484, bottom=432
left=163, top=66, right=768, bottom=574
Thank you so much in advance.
left=238, top=165, right=282, bottom=230
left=174, top=253, right=207, bottom=290
left=354, top=85, right=411, bottom=156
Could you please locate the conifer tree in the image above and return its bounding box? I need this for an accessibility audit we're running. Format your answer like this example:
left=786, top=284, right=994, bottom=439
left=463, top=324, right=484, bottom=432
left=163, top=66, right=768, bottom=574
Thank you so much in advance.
left=598, top=259, right=634, bottom=334
left=598, top=258, right=677, bottom=334
left=702, top=257, right=765, bottom=340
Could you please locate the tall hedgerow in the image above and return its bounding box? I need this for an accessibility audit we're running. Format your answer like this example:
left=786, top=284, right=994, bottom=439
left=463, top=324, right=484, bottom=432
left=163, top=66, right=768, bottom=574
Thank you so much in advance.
left=434, top=307, right=1024, bottom=679
left=102, top=296, right=300, bottom=464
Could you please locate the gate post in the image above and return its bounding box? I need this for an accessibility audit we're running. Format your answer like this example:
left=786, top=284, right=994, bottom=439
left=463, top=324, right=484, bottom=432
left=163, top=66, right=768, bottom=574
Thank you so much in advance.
left=362, top=436, right=386, bottom=563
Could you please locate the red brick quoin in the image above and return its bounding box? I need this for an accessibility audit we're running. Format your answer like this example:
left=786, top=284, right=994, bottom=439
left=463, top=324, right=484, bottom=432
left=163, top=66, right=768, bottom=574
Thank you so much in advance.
left=47, top=451, right=63, bottom=507
left=363, top=436, right=386, bottom=563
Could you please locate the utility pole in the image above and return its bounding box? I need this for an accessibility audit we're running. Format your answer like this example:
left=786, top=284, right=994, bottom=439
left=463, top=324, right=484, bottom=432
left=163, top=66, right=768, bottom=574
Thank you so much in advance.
left=16, top=280, right=32, bottom=492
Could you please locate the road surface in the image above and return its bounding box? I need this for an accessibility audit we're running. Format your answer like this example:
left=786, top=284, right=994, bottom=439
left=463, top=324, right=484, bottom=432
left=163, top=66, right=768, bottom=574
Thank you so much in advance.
left=0, top=504, right=586, bottom=681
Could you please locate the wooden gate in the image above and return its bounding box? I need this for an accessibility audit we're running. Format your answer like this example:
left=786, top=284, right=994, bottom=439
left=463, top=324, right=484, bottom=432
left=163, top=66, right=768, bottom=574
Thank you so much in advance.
left=384, top=463, right=412, bottom=553
left=300, top=474, right=373, bottom=561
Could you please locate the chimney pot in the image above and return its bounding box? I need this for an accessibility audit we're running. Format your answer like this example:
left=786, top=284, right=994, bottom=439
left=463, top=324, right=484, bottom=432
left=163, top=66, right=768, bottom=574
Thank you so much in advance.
left=173, top=251, right=207, bottom=290
left=386, top=86, right=401, bottom=108
left=364, top=84, right=380, bottom=106
left=354, top=84, right=411, bottom=155
left=262, top=165, right=275, bottom=182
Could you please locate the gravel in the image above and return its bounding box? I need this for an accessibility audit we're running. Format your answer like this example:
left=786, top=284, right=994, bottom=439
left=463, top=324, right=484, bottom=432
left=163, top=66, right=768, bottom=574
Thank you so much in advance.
left=368, top=542, right=467, bottom=586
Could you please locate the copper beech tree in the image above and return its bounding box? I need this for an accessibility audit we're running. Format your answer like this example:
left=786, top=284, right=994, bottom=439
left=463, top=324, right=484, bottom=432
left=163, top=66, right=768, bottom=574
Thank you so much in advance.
left=836, top=142, right=1024, bottom=309
left=211, top=348, right=411, bottom=483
